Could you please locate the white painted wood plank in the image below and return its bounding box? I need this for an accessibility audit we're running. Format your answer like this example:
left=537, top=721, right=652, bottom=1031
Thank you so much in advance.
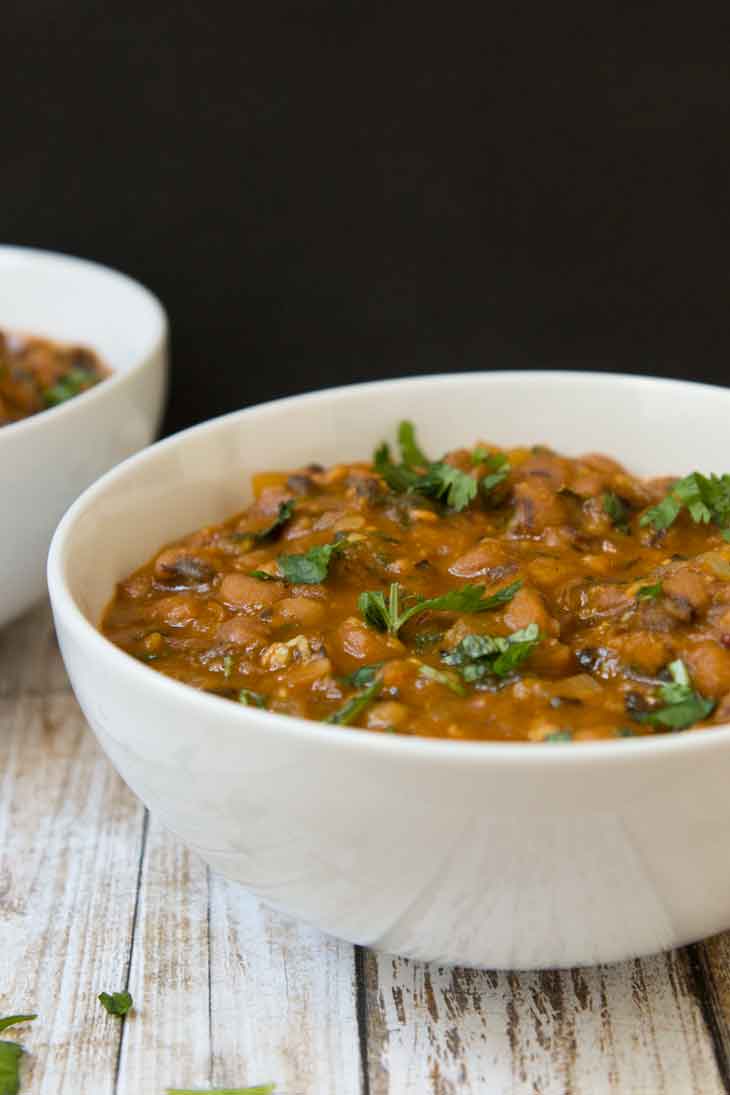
left=363, top=950, right=724, bottom=1095
left=207, top=875, right=363, bottom=1095
left=0, top=690, right=145, bottom=1095
left=114, top=815, right=211, bottom=1095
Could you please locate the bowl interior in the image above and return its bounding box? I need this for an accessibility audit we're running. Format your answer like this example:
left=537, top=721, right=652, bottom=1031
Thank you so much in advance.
left=0, top=246, right=164, bottom=373
left=52, top=371, right=730, bottom=628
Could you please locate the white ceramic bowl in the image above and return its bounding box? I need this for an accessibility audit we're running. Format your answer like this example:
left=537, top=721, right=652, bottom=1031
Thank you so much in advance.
left=0, top=245, right=167, bottom=629
left=48, top=373, right=730, bottom=969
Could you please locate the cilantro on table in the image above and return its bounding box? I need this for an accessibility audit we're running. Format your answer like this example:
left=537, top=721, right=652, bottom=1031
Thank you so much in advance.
left=358, top=579, right=522, bottom=638
left=633, top=659, right=715, bottom=731
left=373, top=422, right=477, bottom=512
left=602, top=491, right=631, bottom=533
left=441, top=623, right=541, bottom=681
left=98, top=991, right=133, bottom=1017
left=0, top=1015, right=36, bottom=1095
left=326, top=677, right=381, bottom=725
left=636, top=581, right=662, bottom=601
left=640, top=472, right=730, bottom=535
left=166, top=1086, right=275, bottom=1095
left=277, top=539, right=345, bottom=584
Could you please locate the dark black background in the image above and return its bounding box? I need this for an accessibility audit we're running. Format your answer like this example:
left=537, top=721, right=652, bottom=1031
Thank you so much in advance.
left=4, top=5, right=729, bottom=434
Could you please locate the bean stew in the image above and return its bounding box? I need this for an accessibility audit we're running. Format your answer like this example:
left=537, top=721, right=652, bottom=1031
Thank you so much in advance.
left=101, top=423, right=730, bottom=742
left=0, top=329, right=107, bottom=425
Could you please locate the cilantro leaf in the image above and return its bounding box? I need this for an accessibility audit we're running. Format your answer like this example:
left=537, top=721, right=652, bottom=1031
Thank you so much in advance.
left=0, top=1019, right=35, bottom=1036
left=166, top=1086, right=276, bottom=1095
left=634, top=659, right=715, bottom=731
left=603, top=491, right=631, bottom=533
left=358, top=580, right=522, bottom=637
left=341, top=663, right=383, bottom=688
left=398, top=420, right=429, bottom=467
left=481, top=453, right=511, bottom=496
left=418, top=664, right=466, bottom=695
left=373, top=442, right=421, bottom=493
left=98, top=991, right=133, bottom=1017
left=0, top=1041, right=24, bottom=1095
left=326, top=677, right=381, bottom=725
left=641, top=472, right=730, bottom=534
left=636, top=581, right=662, bottom=601
left=238, top=689, right=266, bottom=708
left=43, top=366, right=95, bottom=407
left=252, top=500, right=295, bottom=542
left=442, top=623, right=541, bottom=680
left=249, top=569, right=277, bottom=581
left=414, top=462, right=477, bottom=511
left=545, top=730, right=573, bottom=742
left=277, top=540, right=345, bottom=584
left=373, top=423, right=477, bottom=511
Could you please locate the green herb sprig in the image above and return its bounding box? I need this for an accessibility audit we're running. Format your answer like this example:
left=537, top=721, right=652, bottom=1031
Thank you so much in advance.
left=441, top=623, right=541, bottom=681
left=277, top=539, right=345, bottom=585
left=358, top=580, right=522, bottom=638
left=603, top=491, right=631, bottom=533
left=374, top=422, right=477, bottom=512
left=326, top=677, right=381, bottom=725
left=0, top=1013, right=36, bottom=1095
left=641, top=472, right=730, bottom=536
left=634, top=659, right=715, bottom=731
left=98, top=991, right=133, bottom=1017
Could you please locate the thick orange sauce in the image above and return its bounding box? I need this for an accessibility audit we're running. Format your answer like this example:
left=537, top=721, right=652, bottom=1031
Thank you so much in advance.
left=101, top=437, right=730, bottom=741
left=0, top=329, right=107, bottom=425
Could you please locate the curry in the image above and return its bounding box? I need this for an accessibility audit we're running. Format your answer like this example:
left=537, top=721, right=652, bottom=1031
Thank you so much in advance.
left=0, top=329, right=107, bottom=425
left=101, top=423, right=730, bottom=742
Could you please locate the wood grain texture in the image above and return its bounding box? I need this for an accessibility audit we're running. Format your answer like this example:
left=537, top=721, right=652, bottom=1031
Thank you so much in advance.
left=362, top=950, right=726, bottom=1095
left=208, top=874, right=362, bottom=1094
left=0, top=663, right=145, bottom=1094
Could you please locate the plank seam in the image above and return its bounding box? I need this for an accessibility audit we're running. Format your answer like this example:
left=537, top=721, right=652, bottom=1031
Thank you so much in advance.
left=354, top=946, right=371, bottom=1095
left=113, top=808, right=150, bottom=1094
left=686, top=943, right=730, bottom=1094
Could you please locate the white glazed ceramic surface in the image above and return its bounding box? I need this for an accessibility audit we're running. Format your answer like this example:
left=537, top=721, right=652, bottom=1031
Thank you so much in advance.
left=0, top=246, right=167, bottom=628
left=48, top=373, right=730, bottom=969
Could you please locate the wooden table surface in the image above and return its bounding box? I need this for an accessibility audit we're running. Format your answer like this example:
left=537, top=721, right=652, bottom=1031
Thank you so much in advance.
left=4, top=604, right=730, bottom=1094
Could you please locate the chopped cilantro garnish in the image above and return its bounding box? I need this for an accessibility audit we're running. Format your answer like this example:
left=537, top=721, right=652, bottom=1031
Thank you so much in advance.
left=442, top=623, right=541, bottom=680
left=471, top=445, right=489, bottom=465
left=415, top=463, right=478, bottom=511
left=98, top=991, right=133, bottom=1017
left=398, top=420, right=429, bottom=467
left=326, top=677, right=381, bottom=725
left=358, top=580, right=522, bottom=637
left=251, top=499, right=295, bottom=542
left=418, top=664, right=466, bottom=695
left=633, top=659, right=715, bottom=731
left=618, top=726, right=636, bottom=737
left=603, top=491, right=631, bottom=533
left=0, top=1019, right=35, bottom=1095
left=481, top=453, right=511, bottom=496
left=636, top=581, right=662, bottom=601
left=373, top=423, right=477, bottom=512
left=238, top=689, right=266, bottom=708
left=413, top=630, right=444, bottom=651
left=545, top=730, right=573, bottom=742
left=641, top=472, right=730, bottom=535
left=723, top=530, right=730, bottom=543
left=43, top=366, right=95, bottom=407
left=249, top=569, right=277, bottom=581
left=341, top=663, right=383, bottom=688
left=277, top=540, right=345, bottom=584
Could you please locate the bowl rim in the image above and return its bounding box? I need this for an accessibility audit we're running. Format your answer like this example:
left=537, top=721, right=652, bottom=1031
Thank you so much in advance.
left=48, top=369, right=730, bottom=768
left=0, top=244, right=168, bottom=442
